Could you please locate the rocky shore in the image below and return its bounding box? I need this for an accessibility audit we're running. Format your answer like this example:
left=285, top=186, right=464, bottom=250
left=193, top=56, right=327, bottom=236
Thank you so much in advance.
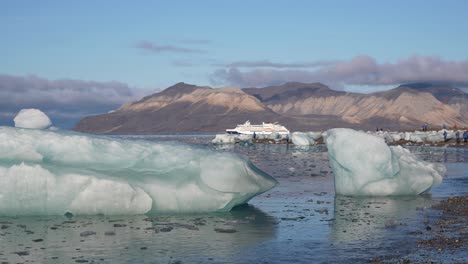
left=370, top=195, right=468, bottom=263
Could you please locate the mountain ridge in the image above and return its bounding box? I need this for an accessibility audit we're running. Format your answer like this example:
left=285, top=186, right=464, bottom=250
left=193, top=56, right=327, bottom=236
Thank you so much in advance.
left=74, top=82, right=468, bottom=134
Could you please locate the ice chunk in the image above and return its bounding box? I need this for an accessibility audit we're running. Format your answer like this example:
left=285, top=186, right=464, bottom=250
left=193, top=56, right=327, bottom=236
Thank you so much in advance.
left=268, top=132, right=282, bottom=140
left=13, top=109, right=52, bottom=129
left=212, top=134, right=253, bottom=144
left=308, top=131, right=323, bottom=140
left=212, top=134, right=237, bottom=144
left=376, top=132, right=403, bottom=143
left=291, top=132, right=317, bottom=146
left=326, top=128, right=445, bottom=196
left=426, top=132, right=444, bottom=143
left=0, top=127, right=277, bottom=216
left=409, top=132, right=427, bottom=143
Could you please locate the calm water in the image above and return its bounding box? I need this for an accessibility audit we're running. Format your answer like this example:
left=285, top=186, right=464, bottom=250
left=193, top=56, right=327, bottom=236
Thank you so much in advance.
left=1, top=135, right=467, bottom=263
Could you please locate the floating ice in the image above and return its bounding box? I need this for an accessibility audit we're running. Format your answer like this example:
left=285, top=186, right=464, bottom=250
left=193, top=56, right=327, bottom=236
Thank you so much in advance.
left=375, top=132, right=402, bottom=143
left=268, top=132, right=281, bottom=140
left=0, top=127, right=277, bottom=216
left=291, top=132, right=316, bottom=146
left=13, top=109, right=52, bottom=129
left=426, top=133, right=444, bottom=143
left=326, top=128, right=445, bottom=196
left=258, top=132, right=287, bottom=141
left=372, top=130, right=455, bottom=144
left=212, top=134, right=253, bottom=144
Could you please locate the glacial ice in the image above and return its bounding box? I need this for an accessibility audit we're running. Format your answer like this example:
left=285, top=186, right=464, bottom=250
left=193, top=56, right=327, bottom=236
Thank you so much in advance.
left=291, top=132, right=322, bottom=146
left=326, top=128, right=445, bottom=196
left=211, top=132, right=288, bottom=144
left=14, top=108, right=52, bottom=129
left=212, top=134, right=253, bottom=144
left=0, top=127, right=277, bottom=216
left=373, top=130, right=455, bottom=144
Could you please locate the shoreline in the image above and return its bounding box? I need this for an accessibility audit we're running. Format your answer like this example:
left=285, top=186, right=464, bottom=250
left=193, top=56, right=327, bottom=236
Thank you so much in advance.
left=370, top=195, right=468, bottom=263
left=250, top=137, right=468, bottom=148
left=215, top=128, right=468, bottom=148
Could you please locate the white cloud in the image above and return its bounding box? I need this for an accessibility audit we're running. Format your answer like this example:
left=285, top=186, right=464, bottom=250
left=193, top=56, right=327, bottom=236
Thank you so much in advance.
left=0, top=74, right=150, bottom=128
left=210, top=55, right=468, bottom=88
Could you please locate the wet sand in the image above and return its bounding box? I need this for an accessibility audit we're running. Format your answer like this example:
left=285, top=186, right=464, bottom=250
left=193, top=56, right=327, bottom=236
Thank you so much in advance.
left=369, top=195, right=467, bottom=263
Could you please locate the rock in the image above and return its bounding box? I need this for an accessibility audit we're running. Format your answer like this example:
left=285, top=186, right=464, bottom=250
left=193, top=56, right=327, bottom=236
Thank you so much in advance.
left=385, top=219, right=399, bottom=229
left=214, top=227, right=237, bottom=233
left=14, top=251, right=29, bottom=256
left=79, top=231, right=96, bottom=237
left=64, top=212, right=74, bottom=219
left=159, top=226, right=174, bottom=232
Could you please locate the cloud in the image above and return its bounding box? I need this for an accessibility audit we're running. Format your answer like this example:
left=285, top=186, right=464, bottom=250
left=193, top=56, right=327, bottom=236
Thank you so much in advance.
left=216, top=59, right=338, bottom=68
left=210, top=55, right=468, bottom=88
left=0, top=74, right=149, bottom=128
left=135, top=41, right=204, bottom=54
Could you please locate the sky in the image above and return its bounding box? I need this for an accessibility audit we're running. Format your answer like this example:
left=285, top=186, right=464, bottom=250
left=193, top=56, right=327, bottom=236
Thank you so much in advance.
left=1, top=1, right=468, bottom=127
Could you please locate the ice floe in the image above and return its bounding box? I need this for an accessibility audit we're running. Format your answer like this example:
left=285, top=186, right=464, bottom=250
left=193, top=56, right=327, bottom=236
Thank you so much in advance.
left=372, top=130, right=456, bottom=144
left=0, top=127, right=277, bottom=216
left=291, top=132, right=322, bottom=146
left=13, top=109, right=52, bottom=129
left=212, top=134, right=253, bottom=144
left=326, top=128, right=445, bottom=196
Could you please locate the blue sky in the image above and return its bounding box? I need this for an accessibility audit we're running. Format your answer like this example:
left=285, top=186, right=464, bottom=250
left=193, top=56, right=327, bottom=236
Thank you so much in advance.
left=1, top=1, right=468, bottom=127
left=2, top=1, right=468, bottom=89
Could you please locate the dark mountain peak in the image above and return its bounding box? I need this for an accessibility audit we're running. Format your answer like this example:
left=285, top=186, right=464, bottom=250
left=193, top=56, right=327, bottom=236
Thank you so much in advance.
left=280, top=81, right=328, bottom=88
left=243, top=82, right=342, bottom=103
left=138, top=82, right=211, bottom=103
left=374, top=83, right=467, bottom=103
left=269, top=82, right=330, bottom=91
left=398, top=83, right=434, bottom=89
left=162, top=82, right=210, bottom=94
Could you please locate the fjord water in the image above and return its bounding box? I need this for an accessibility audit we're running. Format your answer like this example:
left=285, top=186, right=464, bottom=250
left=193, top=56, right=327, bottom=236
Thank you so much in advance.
left=1, top=135, right=467, bottom=263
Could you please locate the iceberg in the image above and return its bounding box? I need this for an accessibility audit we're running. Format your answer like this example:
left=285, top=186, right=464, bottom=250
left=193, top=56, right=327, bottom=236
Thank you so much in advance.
left=426, top=134, right=443, bottom=143
left=14, top=108, right=52, bottom=129
left=291, top=132, right=321, bottom=146
left=326, top=128, right=445, bottom=196
left=212, top=134, right=253, bottom=144
left=374, top=130, right=452, bottom=144
left=0, top=127, right=277, bottom=216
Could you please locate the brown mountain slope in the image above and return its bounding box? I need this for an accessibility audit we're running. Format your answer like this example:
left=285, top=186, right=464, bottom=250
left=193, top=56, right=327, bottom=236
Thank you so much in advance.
left=244, top=83, right=468, bottom=128
left=243, top=82, right=345, bottom=102
left=74, top=82, right=350, bottom=134
left=75, top=82, right=468, bottom=134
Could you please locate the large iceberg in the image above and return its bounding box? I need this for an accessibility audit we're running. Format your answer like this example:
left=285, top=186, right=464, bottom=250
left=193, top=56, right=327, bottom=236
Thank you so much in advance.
left=13, top=108, right=52, bottom=129
left=0, top=127, right=277, bottom=216
left=326, top=128, right=445, bottom=196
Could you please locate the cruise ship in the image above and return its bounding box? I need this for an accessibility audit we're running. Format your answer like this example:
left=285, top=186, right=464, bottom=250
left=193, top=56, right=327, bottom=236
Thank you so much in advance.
left=226, top=121, right=290, bottom=135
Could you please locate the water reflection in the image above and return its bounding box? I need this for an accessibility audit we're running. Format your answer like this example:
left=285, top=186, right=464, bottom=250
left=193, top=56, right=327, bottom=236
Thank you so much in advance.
left=0, top=205, right=277, bottom=263
left=330, top=195, right=432, bottom=243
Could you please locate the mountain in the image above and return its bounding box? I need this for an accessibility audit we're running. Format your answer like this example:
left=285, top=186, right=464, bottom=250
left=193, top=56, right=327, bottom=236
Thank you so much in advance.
left=74, top=82, right=468, bottom=134
left=74, top=82, right=349, bottom=134
left=244, top=82, right=468, bottom=129
left=243, top=82, right=345, bottom=102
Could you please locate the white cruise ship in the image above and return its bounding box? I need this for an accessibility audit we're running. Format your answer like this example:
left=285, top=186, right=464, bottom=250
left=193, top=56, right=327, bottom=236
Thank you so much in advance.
left=226, top=121, right=290, bottom=135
